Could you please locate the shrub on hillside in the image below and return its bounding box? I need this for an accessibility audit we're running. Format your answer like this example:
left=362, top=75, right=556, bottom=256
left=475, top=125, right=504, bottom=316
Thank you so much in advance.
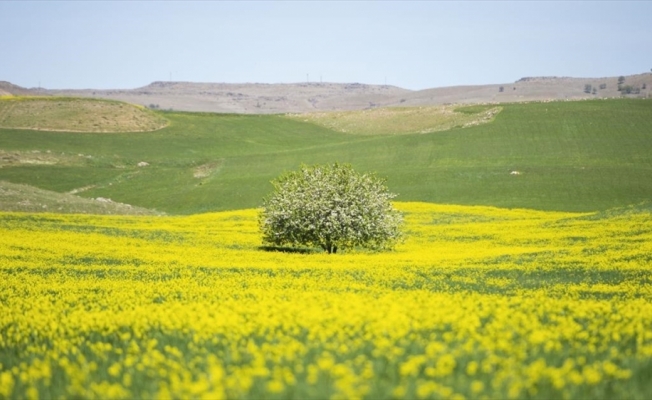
left=259, top=163, right=403, bottom=253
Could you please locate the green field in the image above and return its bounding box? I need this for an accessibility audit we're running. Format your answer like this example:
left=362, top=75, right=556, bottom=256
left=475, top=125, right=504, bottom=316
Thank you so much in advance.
left=0, top=98, right=651, bottom=214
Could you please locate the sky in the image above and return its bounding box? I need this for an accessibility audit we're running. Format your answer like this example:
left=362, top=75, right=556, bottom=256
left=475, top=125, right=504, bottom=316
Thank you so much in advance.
left=1, top=1, right=651, bottom=91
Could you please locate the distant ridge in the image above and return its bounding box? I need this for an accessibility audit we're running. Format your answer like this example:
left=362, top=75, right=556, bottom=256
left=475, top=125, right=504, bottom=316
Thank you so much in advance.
left=2, top=73, right=650, bottom=114
left=0, top=81, right=38, bottom=96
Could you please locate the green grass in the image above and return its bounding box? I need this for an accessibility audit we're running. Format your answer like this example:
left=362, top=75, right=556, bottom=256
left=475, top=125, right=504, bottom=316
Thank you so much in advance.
left=0, top=99, right=651, bottom=214
left=453, top=104, right=498, bottom=114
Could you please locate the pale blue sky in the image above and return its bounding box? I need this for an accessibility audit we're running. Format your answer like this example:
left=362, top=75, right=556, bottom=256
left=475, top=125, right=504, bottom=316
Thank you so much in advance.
left=2, top=1, right=651, bottom=90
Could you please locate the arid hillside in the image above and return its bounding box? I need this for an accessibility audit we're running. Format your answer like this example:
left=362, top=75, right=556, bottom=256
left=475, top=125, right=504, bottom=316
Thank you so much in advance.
left=47, top=82, right=412, bottom=114
left=0, top=97, right=168, bottom=132
left=396, top=74, right=652, bottom=107
left=0, top=81, right=36, bottom=96
left=2, top=73, right=651, bottom=113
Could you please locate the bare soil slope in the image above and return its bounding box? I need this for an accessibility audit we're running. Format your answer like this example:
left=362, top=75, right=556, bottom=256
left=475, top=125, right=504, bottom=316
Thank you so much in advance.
left=395, top=75, right=652, bottom=107
left=48, top=82, right=412, bottom=114
left=0, top=81, right=37, bottom=96
left=2, top=73, right=651, bottom=114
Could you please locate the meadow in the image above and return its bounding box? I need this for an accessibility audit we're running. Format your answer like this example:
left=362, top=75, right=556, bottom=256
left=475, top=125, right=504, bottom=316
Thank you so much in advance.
left=0, top=98, right=651, bottom=213
left=1, top=202, right=651, bottom=399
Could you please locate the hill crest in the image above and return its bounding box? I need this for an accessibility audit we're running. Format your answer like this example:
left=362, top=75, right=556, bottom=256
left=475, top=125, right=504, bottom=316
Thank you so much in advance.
left=2, top=73, right=650, bottom=114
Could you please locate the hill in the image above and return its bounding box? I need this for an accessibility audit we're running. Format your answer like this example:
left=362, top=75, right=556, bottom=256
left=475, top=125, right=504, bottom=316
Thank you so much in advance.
left=48, top=81, right=412, bottom=114
left=0, top=98, right=650, bottom=214
left=0, top=180, right=162, bottom=215
left=0, top=81, right=37, bottom=96
left=397, top=74, right=652, bottom=107
left=287, top=105, right=501, bottom=135
left=0, top=96, right=168, bottom=132
left=2, top=73, right=651, bottom=113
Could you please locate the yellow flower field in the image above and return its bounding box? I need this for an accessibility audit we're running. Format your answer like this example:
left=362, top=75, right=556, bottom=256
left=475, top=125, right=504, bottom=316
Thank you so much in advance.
left=1, top=202, right=651, bottom=399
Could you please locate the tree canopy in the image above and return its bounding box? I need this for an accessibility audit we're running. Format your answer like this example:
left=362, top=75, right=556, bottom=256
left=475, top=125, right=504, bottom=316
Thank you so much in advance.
left=259, top=163, right=403, bottom=253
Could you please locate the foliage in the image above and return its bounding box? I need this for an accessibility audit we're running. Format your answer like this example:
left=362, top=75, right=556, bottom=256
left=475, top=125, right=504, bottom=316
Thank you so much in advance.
left=1, top=203, right=652, bottom=399
left=619, top=85, right=640, bottom=95
left=259, top=163, right=403, bottom=253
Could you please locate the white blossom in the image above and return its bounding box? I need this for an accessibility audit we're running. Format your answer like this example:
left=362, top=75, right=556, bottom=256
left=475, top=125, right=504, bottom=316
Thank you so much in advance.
left=259, top=163, right=403, bottom=253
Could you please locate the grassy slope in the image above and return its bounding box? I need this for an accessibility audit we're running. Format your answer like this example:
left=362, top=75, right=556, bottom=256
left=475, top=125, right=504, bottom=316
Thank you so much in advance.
left=0, top=99, right=650, bottom=214
left=377, top=99, right=652, bottom=211
left=285, top=105, right=501, bottom=135
left=0, top=181, right=162, bottom=215
left=0, top=96, right=168, bottom=132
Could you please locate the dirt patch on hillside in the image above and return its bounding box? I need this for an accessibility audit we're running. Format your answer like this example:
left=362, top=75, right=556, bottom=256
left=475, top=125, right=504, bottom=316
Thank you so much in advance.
left=287, top=105, right=502, bottom=135
left=0, top=150, right=89, bottom=168
left=193, top=160, right=224, bottom=180
left=0, top=97, right=169, bottom=133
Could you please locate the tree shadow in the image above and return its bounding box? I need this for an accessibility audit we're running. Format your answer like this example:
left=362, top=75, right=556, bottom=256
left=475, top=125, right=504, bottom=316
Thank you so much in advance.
left=258, top=246, right=317, bottom=254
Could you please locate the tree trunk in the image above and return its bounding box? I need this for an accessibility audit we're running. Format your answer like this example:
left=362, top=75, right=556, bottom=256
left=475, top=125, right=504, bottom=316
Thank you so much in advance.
left=322, top=242, right=337, bottom=254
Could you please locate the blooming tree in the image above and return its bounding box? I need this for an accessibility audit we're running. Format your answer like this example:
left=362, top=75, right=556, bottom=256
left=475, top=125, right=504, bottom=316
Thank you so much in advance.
left=259, top=163, right=403, bottom=253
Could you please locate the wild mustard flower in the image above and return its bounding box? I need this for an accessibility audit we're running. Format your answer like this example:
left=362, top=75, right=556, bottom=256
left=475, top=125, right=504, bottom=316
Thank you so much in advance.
left=0, top=202, right=651, bottom=398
